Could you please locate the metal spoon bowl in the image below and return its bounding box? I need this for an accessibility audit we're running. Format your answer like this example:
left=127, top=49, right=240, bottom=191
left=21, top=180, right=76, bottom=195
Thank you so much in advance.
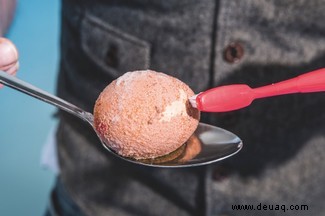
left=0, top=70, right=242, bottom=168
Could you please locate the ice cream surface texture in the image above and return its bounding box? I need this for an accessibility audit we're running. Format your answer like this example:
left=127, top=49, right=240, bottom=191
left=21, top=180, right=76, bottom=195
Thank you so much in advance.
left=93, top=70, right=200, bottom=159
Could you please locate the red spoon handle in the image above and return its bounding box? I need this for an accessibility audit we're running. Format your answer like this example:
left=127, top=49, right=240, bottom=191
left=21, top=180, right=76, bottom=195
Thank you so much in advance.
left=253, top=67, right=325, bottom=98
left=195, top=68, right=325, bottom=112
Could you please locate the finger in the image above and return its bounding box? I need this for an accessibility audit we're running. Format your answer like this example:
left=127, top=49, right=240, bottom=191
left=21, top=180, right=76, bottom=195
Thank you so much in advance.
left=0, top=37, right=19, bottom=72
left=2, top=60, right=19, bottom=75
left=0, top=38, right=19, bottom=88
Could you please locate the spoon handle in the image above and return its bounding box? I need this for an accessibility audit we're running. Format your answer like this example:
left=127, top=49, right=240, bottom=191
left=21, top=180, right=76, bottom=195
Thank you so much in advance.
left=0, top=70, right=93, bottom=123
left=194, top=68, right=325, bottom=112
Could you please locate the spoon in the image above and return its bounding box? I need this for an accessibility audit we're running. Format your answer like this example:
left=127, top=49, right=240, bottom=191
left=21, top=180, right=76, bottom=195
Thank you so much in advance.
left=0, top=70, right=242, bottom=168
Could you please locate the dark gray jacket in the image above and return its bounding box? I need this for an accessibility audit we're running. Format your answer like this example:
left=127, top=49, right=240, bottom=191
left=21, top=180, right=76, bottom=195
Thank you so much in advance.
left=56, top=0, right=325, bottom=215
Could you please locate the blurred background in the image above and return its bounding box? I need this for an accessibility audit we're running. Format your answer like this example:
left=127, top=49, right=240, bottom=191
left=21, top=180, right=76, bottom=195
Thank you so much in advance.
left=0, top=0, right=60, bottom=215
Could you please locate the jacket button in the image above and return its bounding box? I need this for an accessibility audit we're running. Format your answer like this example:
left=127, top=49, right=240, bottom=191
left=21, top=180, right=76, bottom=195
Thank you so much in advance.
left=212, top=166, right=230, bottom=182
left=105, top=43, right=119, bottom=69
left=223, top=42, right=244, bottom=63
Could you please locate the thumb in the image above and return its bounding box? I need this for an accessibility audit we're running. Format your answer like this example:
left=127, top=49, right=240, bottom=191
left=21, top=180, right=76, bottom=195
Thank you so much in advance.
left=0, top=37, right=19, bottom=75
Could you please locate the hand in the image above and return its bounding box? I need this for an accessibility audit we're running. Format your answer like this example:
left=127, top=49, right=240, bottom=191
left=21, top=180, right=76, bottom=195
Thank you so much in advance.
left=0, top=37, right=19, bottom=88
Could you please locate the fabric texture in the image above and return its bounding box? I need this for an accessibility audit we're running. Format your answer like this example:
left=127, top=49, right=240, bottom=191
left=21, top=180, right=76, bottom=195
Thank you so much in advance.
left=44, top=178, right=85, bottom=216
left=55, top=0, right=325, bottom=215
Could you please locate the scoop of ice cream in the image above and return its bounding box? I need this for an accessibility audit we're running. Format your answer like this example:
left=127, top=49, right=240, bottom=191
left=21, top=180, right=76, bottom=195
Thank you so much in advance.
left=93, top=70, right=200, bottom=160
